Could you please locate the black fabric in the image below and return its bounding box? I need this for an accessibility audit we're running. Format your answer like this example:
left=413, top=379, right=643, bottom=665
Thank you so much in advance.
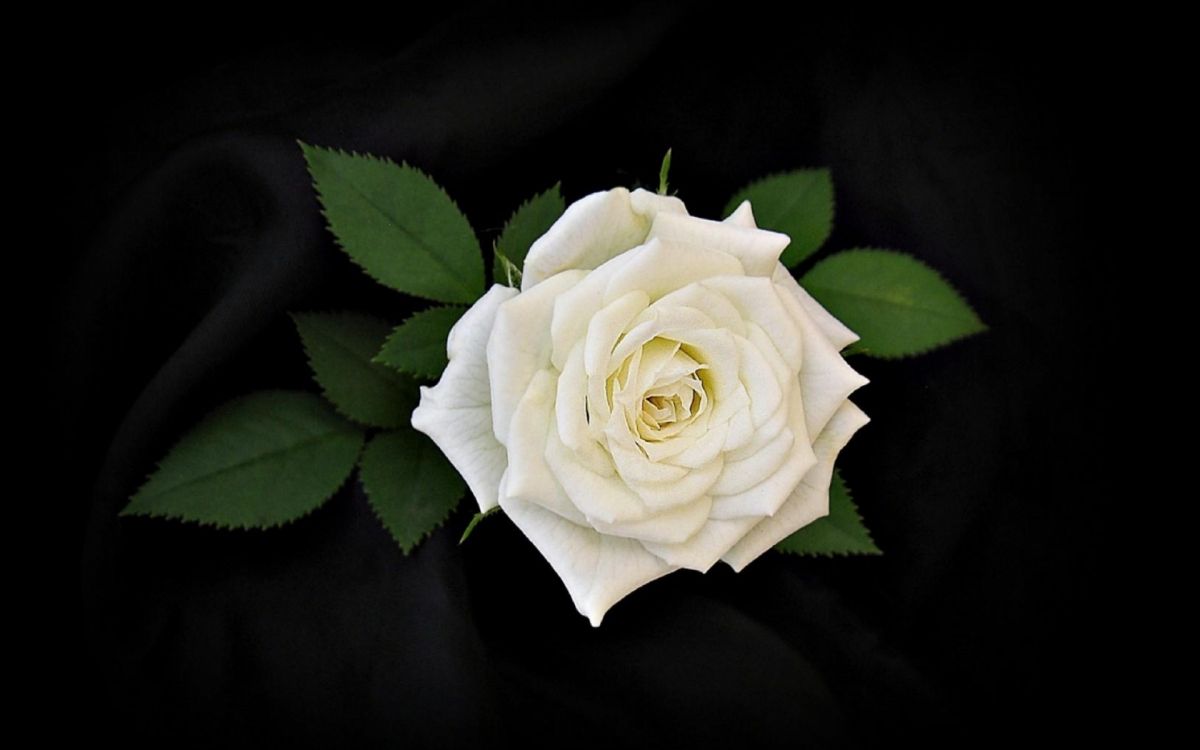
left=58, top=6, right=1126, bottom=747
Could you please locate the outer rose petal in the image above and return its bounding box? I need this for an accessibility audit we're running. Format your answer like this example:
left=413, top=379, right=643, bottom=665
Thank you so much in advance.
left=499, top=493, right=678, bottom=627
left=720, top=199, right=862, bottom=350
left=721, top=399, right=872, bottom=571
left=411, top=284, right=518, bottom=512
left=521, top=187, right=686, bottom=289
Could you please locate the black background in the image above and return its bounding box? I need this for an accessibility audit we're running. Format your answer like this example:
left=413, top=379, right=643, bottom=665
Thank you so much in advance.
left=54, top=4, right=1131, bottom=747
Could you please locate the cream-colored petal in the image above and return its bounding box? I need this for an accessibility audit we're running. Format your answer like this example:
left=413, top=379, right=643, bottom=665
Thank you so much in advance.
left=641, top=516, right=759, bottom=572
left=488, top=270, right=586, bottom=446
left=710, top=426, right=795, bottom=497
left=778, top=289, right=870, bottom=438
left=522, top=187, right=686, bottom=290
left=721, top=399, right=871, bottom=571
left=646, top=211, right=789, bottom=277
left=545, top=417, right=648, bottom=524
left=503, top=369, right=589, bottom=525
left=734, top=334, right=783, bottom=427
left=702, top=276, right=804, bottom=371
left=722, top=199, right=757, bottom=229
left=646, top=282, right=747, bottom=335
left=625, top=456, right=724, bottom=511
left=587, top=495, right=712, bottom=545
left=555, top=342, right=614, bottom=475
left=499, top=494, right=677, bottom=627
left=604, top=236, right=744, bottom=304
left=411, top=285, right=518, bottom=512
left=771, top=263, right=861, bottom=351
left=710, top=389, right=818, bottom=519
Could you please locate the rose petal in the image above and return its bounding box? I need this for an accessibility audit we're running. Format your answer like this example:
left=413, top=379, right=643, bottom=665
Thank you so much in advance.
left=488, top=269, right=586, bottom=446
left=772, top=263, right=861, bottom=351
left=778, top=290, right=870, bottom=438
left=586, top=494, right=712, bottom=545
left=411, top=284, right=518, bottom=512
left=722, top=199, right=757, bottom=229
left=720, top=399, right=871, bottom=571
left=710, top=389, right=818, bottom=519
left=499, top=494, right=677, bottom=627
left=641, top=516, right=759, bottom=572
left=555, top=342, right=615, bottom=475
left=646, top=211, right=790, bottom=277
left=702, top=276, right=804, bottom=371
left=503, top=369, right=590, bottom=525
left=604, top=236, right=744, bottom=304
left=545, top=416, right=649, bottom=524
left=646, top=282, right=747, bottom=335
left=522, top=187, right=686, bottom=290
left=734, top=334, right=783, bottom=427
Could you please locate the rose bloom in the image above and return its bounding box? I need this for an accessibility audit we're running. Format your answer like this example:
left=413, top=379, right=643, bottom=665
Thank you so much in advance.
left=412, top=187, right=869, bottom=626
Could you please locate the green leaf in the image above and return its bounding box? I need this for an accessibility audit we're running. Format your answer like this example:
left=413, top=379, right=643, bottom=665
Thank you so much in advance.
left=358, top=428, right=467, bottom=554
left=800, top=248, right=987, bottom=358
left=774, top=469, right=881, bottom=556
left=292, top=311, right=418, bottom=428
left=375, top=306, right=465, bottom=380
left=724, top=169, right=834, bottom=267
left=120, top=390, right=364, bottom=529
left=299, top=141, right=484, bottom=303
left=492, top=183, right=565, bottom=285
left=459, top=507, right=501, bottom=544
left=658, top=147, right=673, bottom=195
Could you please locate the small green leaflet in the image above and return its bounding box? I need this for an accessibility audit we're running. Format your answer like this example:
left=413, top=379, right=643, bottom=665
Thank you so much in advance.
left=801, top=248, right=987, bottom=358
left=292, top=311, right=418, bottom=429
left=376, top=306, right=465, bottom=380
left=658, top=147, right=673, bottom=195
left=120, top=390, right=364, bottom=530
left=299, top=141, right=484, bottom=304
left=724, top=169, right=834, bottom=268
left=774, top=469, right=881, bottom=556
left=358, top=428, right=466, bottom=554
left=459, top=507, right=501, bottom=544
left=492, top=183, right=565, bottom=287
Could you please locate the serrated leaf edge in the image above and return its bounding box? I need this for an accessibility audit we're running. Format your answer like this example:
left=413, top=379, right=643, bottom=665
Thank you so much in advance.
left=357, top=434, right=465, bottom=555
left=374, top=305, right=466, bottom=380
left=298, top=140, right=483, bottom=305
left=118, top=393, right=366, bottom=532
left=289, top=309, right=412, bottom=429
left=805, top=247, right=988, bottom=361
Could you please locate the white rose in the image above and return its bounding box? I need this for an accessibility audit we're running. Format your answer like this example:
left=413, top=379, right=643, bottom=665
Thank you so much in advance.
left=411, top=187, right=870, bottom=626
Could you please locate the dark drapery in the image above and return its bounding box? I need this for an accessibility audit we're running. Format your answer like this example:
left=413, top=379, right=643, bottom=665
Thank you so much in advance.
left=58, top=6, right=1123, bottom=747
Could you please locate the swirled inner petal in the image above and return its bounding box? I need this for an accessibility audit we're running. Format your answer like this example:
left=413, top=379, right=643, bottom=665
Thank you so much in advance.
left=604, top=236, right=744, bottom=305
left=710, top=389, right=818, bottom=519
left=721, top=399, right=871, bottom=571
left=555, top=342, right=614, bottom=475
left=586, top=494, right=712, bottom=545
left=647, top=282, right=747, bottom=335
left=489, top=270, right=586, bottom=446
left=640, top=516, right=759, bottom=573
left=545, top=416, right=649, bottom=524
left=411, top=284, right=518, bottom=513
left=498, top=494, right=677, bottom=627
left=734, top=334, right=783, bottom=427
left=646, top=211, right=790, bottom=277
left=701, top=276, right=804, bottom=371
left=503, top=369, right=589, bottom=525
left=521, top=187, right=686, bottom=290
